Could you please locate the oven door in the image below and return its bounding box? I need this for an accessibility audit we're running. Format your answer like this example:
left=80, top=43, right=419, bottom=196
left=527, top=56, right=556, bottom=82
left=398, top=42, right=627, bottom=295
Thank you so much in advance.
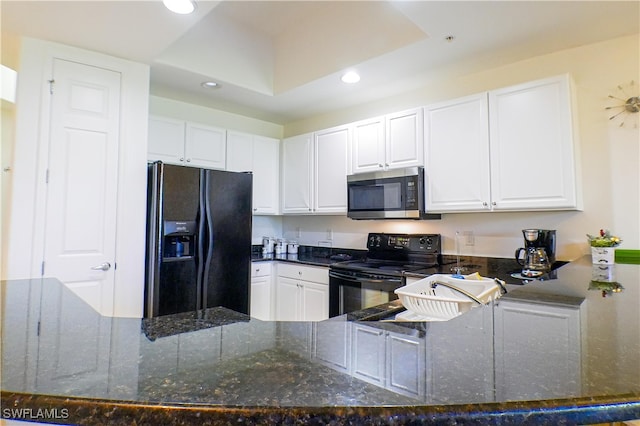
left=328, top=270, right=402, bottom=317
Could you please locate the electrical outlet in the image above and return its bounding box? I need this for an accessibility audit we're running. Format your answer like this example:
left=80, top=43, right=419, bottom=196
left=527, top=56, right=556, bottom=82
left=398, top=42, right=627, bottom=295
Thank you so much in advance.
left=463, top=231, right=475, bottom=246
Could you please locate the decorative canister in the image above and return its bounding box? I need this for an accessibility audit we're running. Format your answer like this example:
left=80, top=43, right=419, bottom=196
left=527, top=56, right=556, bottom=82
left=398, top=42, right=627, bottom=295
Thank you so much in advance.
left=591, top=247, right=615, bottom=265
left=287, top=241, right=299, bottom=254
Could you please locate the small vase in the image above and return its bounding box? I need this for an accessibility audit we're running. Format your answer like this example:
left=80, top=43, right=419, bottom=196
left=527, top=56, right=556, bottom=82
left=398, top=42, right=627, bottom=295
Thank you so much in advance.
left=591, top=247, right=615, bottom=265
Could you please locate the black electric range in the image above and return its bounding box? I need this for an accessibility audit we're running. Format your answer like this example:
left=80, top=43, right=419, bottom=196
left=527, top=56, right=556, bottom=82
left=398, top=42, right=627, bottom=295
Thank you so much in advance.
left=328, top=233, right=441, bottom=317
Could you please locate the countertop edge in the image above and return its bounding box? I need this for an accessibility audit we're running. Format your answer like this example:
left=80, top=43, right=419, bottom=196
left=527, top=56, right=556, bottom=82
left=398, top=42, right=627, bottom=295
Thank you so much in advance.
left=3, top=391, right=639, bottom=425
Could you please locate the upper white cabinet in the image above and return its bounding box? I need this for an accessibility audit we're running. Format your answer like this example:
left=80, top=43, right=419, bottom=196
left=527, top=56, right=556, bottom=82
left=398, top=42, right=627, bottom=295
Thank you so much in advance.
left=281, top=126, right=349, bottom=215
left=489, top=75, right=579, bottom=211
left=148, top=116, right=226, bottom=170
left=425, top=93, right=491, bottom=212
left=227, top=131, right=280, bottom=215
left=352, top=108, right=424, bottom=174
left=425, top=75, right=581, bottom=212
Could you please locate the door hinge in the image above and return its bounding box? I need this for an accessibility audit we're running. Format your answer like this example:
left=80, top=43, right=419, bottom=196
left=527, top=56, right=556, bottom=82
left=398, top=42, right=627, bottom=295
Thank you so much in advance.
left=41, top=261, right=45, bottom=276
left=45, top=169, right=50, bottom=184
left=37, top=321, right=41, bottom=337
left=48, top=79, right=55, bottom=95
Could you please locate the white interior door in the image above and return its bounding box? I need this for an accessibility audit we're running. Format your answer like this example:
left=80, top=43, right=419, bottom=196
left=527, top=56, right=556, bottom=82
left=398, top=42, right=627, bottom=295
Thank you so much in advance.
left=42, top=58, right=121, bottom=315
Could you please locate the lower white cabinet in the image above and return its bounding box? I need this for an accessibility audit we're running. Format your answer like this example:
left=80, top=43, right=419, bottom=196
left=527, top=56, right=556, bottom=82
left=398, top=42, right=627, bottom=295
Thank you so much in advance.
left=351, top=323, right=426, bottom=399
left=494, top=297, right=583, bottom=401
left=313, top=317, right=351, bottom=374
left=275, top=263, right=329, bottom=321
left=250, top=262, right=273, bottom=321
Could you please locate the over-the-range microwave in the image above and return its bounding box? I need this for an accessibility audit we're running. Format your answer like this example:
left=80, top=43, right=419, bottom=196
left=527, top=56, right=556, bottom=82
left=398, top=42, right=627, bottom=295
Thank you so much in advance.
left=346, top=166, right=441, bottom=220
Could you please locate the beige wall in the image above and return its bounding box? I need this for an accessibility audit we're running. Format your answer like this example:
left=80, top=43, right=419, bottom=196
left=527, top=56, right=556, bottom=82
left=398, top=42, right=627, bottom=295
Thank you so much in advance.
left=279, top=34, right=640, bottom=260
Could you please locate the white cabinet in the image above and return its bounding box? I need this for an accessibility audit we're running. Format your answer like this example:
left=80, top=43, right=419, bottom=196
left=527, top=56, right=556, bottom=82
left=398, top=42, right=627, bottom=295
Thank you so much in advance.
left=489, top=75, right=579, bottom=211
left=275, top=263, right=329, bottom=321
left=281, top=126, right=349, bottom=215
left=313, top=318, right=351, bottom=374
left=425, top=93, right=491, bottom=212
left=227, top=131, right=280, bottom=215
left=351, top=323, right=426, bottom=399
left=425, top=75, right=581, bottom=212
left=250, top=262, right=273, bottom=321
left=148, top=116, right=227, bottom=170
left=352, top=108, right=424, bottom=174
left=494, top=298, right=582, bottom=401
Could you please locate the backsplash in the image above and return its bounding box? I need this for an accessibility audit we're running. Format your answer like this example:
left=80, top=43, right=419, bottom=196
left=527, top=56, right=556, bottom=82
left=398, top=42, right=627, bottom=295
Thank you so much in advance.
left=253, top=213, right=590, bottom=262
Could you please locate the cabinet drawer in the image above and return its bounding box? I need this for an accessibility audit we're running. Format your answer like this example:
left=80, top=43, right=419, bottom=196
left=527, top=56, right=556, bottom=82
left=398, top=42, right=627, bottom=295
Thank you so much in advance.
left=277, top=263, right=329, bottom=284
left=251, top=262, right=272, bottom=277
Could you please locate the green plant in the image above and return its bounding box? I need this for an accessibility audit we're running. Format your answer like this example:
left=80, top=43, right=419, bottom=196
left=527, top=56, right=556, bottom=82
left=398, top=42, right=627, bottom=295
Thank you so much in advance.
left=587, top=229, right=622, bottom=247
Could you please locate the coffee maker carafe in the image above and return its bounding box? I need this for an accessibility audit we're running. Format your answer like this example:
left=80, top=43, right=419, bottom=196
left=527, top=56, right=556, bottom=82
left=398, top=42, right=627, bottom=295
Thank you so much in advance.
left=515, top=229, right=556, bottom=276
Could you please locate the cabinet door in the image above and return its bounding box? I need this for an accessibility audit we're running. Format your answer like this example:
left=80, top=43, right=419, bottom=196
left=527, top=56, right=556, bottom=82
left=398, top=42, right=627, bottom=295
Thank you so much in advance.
left=489, top=74, right=579, bottom=210
left=226, top=131, right=254, bottom=173
left=425, top=94, right=491, bottom=212
left=313, top=319, right=351, bottom=374
left=494, top=299, right=582, bottom=401
left=315, top=126, right=349, bottom=213
left=185, top=123, right=227, bottom=170
left=385, top=108, right=424, bottom=170
left=386, top=332, right=425, bottom=399
left=301, top=281, right=329, bottom=321
left=252, top=136, right=280, bottom=215
left=275, top=276, right=301, bottom=321
left=281, top=133, right=313, bottom=214
left=351, top=324, right=386, bottom=387
left=251, top=275, right=272, bottom=321
left=148, top=116, right=185, bottom=165
left=352, top=117, right=385, bottom=173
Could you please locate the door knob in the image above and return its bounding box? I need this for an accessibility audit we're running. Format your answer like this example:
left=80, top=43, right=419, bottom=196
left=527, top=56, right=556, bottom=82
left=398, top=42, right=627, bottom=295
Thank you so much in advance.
left=91, top=262, right=111, bottom=271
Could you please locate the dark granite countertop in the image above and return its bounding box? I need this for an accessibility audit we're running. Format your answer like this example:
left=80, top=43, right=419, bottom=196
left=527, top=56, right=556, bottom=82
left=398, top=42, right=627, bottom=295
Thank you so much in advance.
left=2, top=256, right=639, bottom=425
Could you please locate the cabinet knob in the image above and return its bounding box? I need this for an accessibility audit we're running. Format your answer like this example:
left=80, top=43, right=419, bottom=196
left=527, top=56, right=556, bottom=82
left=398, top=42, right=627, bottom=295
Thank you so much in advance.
left=179, top=157, right=184, bottom=162
left=482, top=202, right=488, bottom=207
left=253, top=208, right=258, bottom=211
left=298, top=271, right=302, bottom=275
left=378, top=163, right=383, bottom=168
left=186, top=158, right=191, bottom=162
left=492, top=201, right=497, bottom=206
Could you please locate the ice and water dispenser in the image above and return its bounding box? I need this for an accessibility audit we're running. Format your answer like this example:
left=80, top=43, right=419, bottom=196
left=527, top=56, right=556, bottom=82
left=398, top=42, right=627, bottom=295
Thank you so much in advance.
left=163, top=221, right=196, bottom=259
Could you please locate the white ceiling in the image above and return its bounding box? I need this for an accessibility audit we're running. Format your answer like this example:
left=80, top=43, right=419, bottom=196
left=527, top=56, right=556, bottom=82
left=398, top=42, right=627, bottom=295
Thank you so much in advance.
left=2, top=1, right=639, bottom=124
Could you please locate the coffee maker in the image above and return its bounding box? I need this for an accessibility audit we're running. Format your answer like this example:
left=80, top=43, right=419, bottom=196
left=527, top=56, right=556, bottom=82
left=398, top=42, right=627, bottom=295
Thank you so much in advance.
left=515, top=229, right=556, bottom=276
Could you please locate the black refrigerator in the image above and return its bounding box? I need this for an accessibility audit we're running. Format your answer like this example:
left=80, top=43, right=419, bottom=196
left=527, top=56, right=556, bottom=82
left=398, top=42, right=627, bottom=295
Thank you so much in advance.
left=144, top=162, right=253, bottom=318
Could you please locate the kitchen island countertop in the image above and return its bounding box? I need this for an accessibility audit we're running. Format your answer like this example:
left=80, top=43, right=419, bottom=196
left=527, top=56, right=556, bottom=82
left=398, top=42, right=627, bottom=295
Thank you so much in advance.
left=1, top=256, right=639, bottom=425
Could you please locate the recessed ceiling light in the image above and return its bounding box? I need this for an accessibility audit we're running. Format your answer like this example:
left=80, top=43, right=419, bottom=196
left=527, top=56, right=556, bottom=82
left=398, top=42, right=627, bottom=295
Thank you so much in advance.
left=163, top=0, right=196, bottom=14
left=445, top=35, right=455, bottom=43
left=341, top=71, right=361, bottom=84
left=201, top=81, right=220, bottom=89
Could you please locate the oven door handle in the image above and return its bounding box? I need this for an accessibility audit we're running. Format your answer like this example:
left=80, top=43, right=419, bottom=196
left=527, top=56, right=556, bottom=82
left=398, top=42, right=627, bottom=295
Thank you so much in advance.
left=329, top=270, right=403, bottom=285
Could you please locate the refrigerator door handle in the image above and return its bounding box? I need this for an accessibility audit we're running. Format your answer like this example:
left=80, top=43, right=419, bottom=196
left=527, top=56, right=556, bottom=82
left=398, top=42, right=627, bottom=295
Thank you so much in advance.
left=145, top=161, right=163, bottom=318
left=201, top=171, right=215, bottom=310
left=196, top=169, right=207, bottom=311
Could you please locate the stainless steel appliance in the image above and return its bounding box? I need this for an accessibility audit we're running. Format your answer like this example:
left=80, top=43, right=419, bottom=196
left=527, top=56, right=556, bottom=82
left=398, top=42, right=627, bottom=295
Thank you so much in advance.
left=515, top=229, right=556, bottom=277
left=329, top=233, right=441, bottom=317
left=346, top=167, right=440, bottom=220
left=144, top=162, right=253, bottom=318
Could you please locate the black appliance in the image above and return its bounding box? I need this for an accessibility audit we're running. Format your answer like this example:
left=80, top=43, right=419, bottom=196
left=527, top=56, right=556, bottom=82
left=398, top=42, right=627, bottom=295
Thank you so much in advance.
left=516, top=229, right=556, bottom=264
left=144, top=162, right=252, bottom=318
left=346, top=167, right=441, bottom=220
left=329, top=233, right=441, bottom=317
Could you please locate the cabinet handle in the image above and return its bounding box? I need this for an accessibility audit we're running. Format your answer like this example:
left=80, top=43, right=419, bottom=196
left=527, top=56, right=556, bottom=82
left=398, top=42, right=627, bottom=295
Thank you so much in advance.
left=298, top=271, right=302, bottom=275
left=385, top=163, right=389, bottom=167
left=378, top=163, right=383, bottom=168
left=253, top=208, right=258, bottom=211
